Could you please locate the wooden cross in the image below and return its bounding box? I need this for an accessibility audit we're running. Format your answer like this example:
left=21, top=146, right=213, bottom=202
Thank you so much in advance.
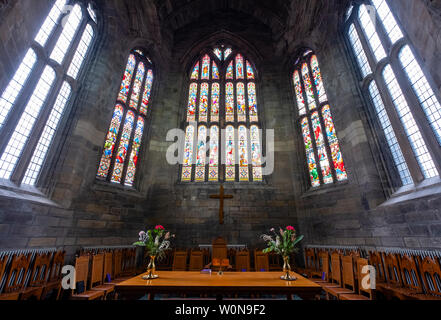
left=209, top=185, right=233, bottom=225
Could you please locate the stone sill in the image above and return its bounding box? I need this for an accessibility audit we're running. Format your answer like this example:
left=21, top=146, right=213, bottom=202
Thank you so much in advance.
left=301, top=180, right=350, bottom=198
left=0, top=178, right=59, bottom=207
left=174, top=181, right=271, bottom=190
left=380, top=177, right=441, bottom=207
left=91, top=180, right=145, bottom=198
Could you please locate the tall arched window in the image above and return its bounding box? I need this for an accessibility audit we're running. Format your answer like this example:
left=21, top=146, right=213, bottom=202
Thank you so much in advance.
left=0, top=0, right=97, bottom=187
left=292, top=51, right=348, bottom=188
left=345, top=1, right=441, bottom=188
left=96, top=50, right=154, bottom=187
left=182, top=46, right=263, bottom=183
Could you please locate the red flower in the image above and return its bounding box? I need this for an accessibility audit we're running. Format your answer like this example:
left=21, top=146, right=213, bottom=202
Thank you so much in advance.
left=286, top=226, right=295, bottom=231
left=155, top=225, right=165, bottom=230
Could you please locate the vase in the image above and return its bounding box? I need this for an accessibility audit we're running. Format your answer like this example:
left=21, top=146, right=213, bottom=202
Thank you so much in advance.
left=280, top=255, right=296, bottom=281
left=142, top=255, right=159, bottom=280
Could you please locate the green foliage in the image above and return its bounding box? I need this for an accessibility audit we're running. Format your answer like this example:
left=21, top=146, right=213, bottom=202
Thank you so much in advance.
left=133, top=226, right=174, bottom=261
left=261, top=227, right=304, bottom=258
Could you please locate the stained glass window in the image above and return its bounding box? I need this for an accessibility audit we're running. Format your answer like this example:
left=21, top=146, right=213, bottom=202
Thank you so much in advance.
left=248, top=83, right=258, bottom=122
left=0, top=1, right=97, bottom=187
left=225, top=125, right=236, bottom=182
left=346, top=1, right=441, bottom=187
left=226, top=61, right=234, bottom=79
left=251, top=126, right=263, bottom=181
left=237, top=83, right=246, bottom=122
left=301, top=118, right=320, bottom=187
left=97, top=50, right=155, bottom=186
left=195, top=126, right=207, bottom=182
left=212, top=62, right=220, bottom=80
left=214, top=48, right=222, bottom=60
left=224, top=48, right=232, bottom=60
left=246, top=61, right=255, bottom=79
left=182, top=47, right=262, bottom=182
left=191, top=62, right=199, bottom=80
left=292, top=50, right=347, bottom=188
left=199, top=83, right=209, bottom=122
left=211, top=83, right=220, bottom=122
left=201, top=55, right=210, bottom=80
left=209, top=126, right=219, bottom=181
left=182, top=125, right=195, bottom=182
left=187, top=83, right=198, bottom=122
left=226, top=83, right=235, bottom=122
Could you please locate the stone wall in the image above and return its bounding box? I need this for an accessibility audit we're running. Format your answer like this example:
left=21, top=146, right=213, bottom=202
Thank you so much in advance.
left=0, top=0, right=440, bottom=266
left=294, top=0, right=441, bottom=250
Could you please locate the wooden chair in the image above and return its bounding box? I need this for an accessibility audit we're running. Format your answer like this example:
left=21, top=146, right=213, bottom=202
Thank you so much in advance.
left=304, top=248, right=320, bottom=277
left=0, top=254, right=8, bottom=286
left=254, top=250, right=269, bottom=272
left=377, top=252, right=406, bottom=299
left=70, top=255, right=104, bottom=300
left=41, top=250, right=65, bottom=300
left=235, top=250, right=250, bottom=272
left=324, top=255, right=357, bottom=299
left=319, top=252, right=346, bottom=297
left=156, top=249, right=174, bottom=271
left=397, top=254, right=425, bottom=298
left=20, top=253, right=51, bottom=300
left=340, top=258, right=374, bottom=300
left=210, top=237, right=229, bottom=271
left=189, top=250, right=204, bottom=271
left=89, top=253, right=115, bottom=299
left=108, top=249, right=132, bottom=284
left=412, top=257, right=441, bottom=300
left=172, top=250, right=188, bottom=271
left=0, top=253, right=32, bottom=300
left=120, top=248, right=137, bottom=277
left=268, top=253, right=282, bottom=271
left=311, top=251, right=333, bottom=285
left=369, top=251, right=386, bottom=284
left=102, top=252, right=113, bottom=283
left=227, top=248, right=237, bottom=270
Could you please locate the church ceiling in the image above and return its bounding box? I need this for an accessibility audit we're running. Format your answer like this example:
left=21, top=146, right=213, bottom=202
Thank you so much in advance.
left=152, top=0, right=350, bottom=39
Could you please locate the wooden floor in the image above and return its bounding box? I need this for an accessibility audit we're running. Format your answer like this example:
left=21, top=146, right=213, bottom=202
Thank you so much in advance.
left=115, top=271, right=321, bottom=300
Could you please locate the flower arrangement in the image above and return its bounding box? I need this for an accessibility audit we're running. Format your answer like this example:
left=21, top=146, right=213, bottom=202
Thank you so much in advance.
left=134, top=225, right=174, bottom=279
left=133, top=225, right=174, bottom=260
left=261, top=226, right=304, bottom=280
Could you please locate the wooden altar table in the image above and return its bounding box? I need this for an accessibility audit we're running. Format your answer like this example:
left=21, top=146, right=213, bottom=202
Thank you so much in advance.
left=115, top=271, right=321, bottom=300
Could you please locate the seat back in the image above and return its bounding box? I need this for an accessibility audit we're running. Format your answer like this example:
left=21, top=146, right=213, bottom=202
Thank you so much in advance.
left=305, top=248, right=316, bottom=271
left=103, top=252, right=113, bottom=283
left=399, top=254, right=423, bottom=292
left=156, top=249, right=174, bottom=271
left=28, top=253, right=51, bottom=287
left=357, top=258, right=373, bottom=299
left=330, top=253, right=342, bottom=285
left=0, top=255, right=8, bottom=290
left=172, top=250, right=188, bottom=271
left=4, top=253, right=32, bottom=293
left=212, top=237, right=228, bottom=260
left=383, top=253, right=402, bottom=286
left=368, top=251, right=386, bottom=283
left=48, top=251, right=65, bottom=283
left=113, top=249, right=122, bottom=278
left=254, top=250, right=269, bottom=272
left=122, top=248, right=136, bottom=275
left=74, top=255, right=90, bottom=293
left=91, top=254, right=104, bottom=288
left=318, top=251, right=330, bottom=281
left=227, top=248, right=237, bottom=270
left=189, top=250, right=203, bottom=271
left=268, top=253, right=282, bottom=271
left=420, top=257, right=441, bottom=297
left=236, top=250, right=250, bottom=272
left=341, top=255, right=355, bottom=291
